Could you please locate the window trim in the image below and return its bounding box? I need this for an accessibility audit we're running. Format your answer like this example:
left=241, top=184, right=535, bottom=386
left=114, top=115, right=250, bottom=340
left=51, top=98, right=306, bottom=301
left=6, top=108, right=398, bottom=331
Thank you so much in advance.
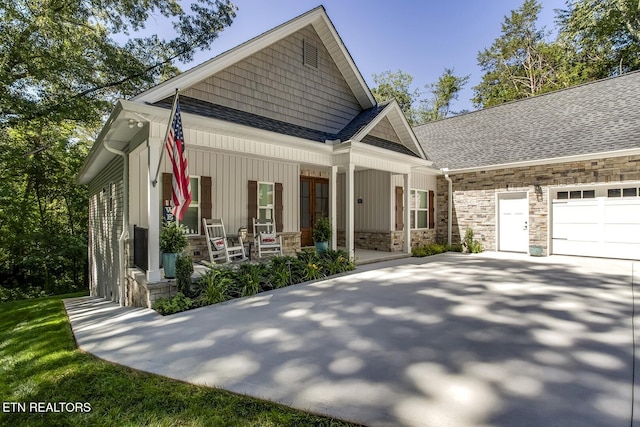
left=258, top=181, right=275, bottom=221
left=410, top=189, right=429, bottom=230
left=177, top=175, right=201, bottom=236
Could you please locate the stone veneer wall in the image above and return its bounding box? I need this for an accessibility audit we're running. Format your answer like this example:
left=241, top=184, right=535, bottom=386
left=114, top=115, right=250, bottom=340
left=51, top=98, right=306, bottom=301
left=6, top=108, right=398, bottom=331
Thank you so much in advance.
left=186, top=232, right=301, bottom=261
left=337, top=229, right=436, bottom=252
left=436, top=155, right=640, bottom=255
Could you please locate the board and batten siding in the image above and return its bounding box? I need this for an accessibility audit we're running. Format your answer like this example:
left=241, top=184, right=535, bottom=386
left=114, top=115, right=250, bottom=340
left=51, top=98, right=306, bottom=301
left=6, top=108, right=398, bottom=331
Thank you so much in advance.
left=336, top=170, right=392, bottom=232
left=128, top=146, right=149, bottom=229
left=183, top=25, right=361, bottom=134
left=87, top=156, right=124, bottom=301
left=158, top=147, right=300, bottom=233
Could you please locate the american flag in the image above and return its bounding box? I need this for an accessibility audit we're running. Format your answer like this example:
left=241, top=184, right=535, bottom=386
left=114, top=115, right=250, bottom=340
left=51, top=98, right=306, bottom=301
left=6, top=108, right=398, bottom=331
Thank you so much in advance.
left=166, top=98, right=192, bottom=221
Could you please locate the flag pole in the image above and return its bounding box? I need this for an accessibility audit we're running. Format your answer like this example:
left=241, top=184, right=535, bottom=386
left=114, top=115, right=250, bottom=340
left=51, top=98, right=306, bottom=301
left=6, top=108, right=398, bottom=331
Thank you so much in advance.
left=152, top=88, right=180, bottom=187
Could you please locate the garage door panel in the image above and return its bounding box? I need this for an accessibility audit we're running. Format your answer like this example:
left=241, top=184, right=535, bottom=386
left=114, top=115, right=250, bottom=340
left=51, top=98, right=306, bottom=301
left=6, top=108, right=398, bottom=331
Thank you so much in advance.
left=553, top=223, right=600, bottom=240
left=552, top=203, right=599, bottom=224
left=552, top=194, right=640, bottom=260
left=603, top=223, right=640, bottom=243
left=603, top=242, right=640, bottom=260
left=553, top=240, right=602, bottom=257
left=604, top=203, right=640, bottom=223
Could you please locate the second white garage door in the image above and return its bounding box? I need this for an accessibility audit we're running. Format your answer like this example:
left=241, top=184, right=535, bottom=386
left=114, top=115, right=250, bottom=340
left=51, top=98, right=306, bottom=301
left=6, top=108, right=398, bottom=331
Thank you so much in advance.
left=552, top=187, right=640, bottom=260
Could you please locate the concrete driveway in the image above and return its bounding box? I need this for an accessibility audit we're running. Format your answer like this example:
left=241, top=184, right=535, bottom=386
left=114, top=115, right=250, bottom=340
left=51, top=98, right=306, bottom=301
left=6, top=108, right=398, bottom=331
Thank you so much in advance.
left=65, top=252, right=639, bottom=426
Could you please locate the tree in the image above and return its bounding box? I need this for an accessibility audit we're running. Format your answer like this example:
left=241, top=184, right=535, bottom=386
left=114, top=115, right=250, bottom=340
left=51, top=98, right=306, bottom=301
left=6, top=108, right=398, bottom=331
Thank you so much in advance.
left=0, top=0, right=237, bottom=297
left=371, top=70, right=421, bottom=124
left=472, top=0, right=566, bottom=108
left=1, top=0, right=237, bottom=126
left=556, top=0, right=640, bottom=80
left=417, top=68, right=470, bottom=123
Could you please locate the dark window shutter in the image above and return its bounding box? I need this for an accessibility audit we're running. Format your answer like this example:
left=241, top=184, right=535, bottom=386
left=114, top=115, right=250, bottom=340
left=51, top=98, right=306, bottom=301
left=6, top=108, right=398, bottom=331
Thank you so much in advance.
left=162, top=173, right=172, bottom=216
left=428, top=190, right=435, bottom=229
left=395, top=186, right=404, bottom=231
left=200, top=176, right=212, bottom=234
left=248, top=180, right=258, bottom=232
left=275, top=182, right=283, bottom=232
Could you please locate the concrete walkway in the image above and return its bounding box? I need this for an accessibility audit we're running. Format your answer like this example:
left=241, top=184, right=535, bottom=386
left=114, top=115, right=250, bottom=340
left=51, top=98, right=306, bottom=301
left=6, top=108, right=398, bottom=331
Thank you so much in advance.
left=65, top=253, right=640, bottom=426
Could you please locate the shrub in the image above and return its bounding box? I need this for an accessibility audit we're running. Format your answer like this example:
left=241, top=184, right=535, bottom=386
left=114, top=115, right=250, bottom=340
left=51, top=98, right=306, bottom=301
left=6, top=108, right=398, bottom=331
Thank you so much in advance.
left=319, top=249, right=354, bottom=275
left=175, top=253, right=194, bottom=296
left=237, top=263, right=264, bottom=297
left=267, top=256, right=295, bottom=288
left=312, top=215, right=332, bottom=242
left=153, top=292, right=193, bottom=315
left=160, top=221, right=187, bottom=253
left=463, top=228, right=483, bottom=253
left=196, top=268, right=233, bottom=305
left=412, top=243, right=446, bottom=257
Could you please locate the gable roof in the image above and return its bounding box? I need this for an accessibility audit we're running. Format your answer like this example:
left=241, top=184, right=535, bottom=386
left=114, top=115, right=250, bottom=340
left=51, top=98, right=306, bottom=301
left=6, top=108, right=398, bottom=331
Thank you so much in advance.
left=132, top=6, right=376, bottom=109
left=154, top=96, right=423, bottom=158
left=414, top=70, right=640, bottom=171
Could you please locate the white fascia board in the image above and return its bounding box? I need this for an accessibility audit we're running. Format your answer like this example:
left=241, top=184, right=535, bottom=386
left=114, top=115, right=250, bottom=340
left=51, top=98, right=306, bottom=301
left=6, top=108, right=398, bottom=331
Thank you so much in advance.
left=77, top=102, right=124, bottom=184
left=351, top=100, right=427, bottom=159
left=334, top=140, right=433, bottom=167
left=445, top=148, right=640, bottom=175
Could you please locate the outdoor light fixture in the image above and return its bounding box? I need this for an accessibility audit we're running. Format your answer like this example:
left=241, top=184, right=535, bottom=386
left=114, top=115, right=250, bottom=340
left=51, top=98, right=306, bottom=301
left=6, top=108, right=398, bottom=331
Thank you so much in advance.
left=534, top=184, right=543, bottom=201
left=128, top=119, right=144, bottom=128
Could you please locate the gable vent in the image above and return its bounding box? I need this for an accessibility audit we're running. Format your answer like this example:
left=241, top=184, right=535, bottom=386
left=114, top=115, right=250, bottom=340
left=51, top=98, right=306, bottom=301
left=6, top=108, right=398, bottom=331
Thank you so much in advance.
left=303, top=39, right=319, bottom=69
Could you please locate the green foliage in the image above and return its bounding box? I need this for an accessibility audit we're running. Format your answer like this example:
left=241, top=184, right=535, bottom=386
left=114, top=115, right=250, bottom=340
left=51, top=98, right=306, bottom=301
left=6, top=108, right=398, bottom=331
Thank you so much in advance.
left=267, top=256, right=295, bottom=288
left=320, top=249, right=355, bottom=275
left=463, top=228, right=484, bottom=254
left=418, top=68, right=470, bottom=123
left=312, top=215, right=332, bottom=242
left=472, top=0, right=567, bottom=108
left=371, top=70, right=421, bottom=122
left=237, top=263, right=264, bottom=297
left=557, top=0, right=640, bottom=80
left=0, top=295, right=358, bottom=426
left=371, top=69, right=468, bottom=125
left=160, top=221, right=188, bottom=253
left=1, top=0, right=237, bottom=125
left=175, top=253, right=194, bottom=296
left=412, top=243, right=447, bottom=257
left=152, top=292, right=194, bottom=315
left=195, top=268, right=233, bottom=305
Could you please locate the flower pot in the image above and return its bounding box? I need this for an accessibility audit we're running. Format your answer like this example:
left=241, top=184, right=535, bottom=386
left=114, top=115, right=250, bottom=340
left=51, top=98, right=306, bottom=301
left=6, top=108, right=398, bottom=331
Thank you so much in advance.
left=162, top=252, right=178, bottom=278
left=315, top=241, right=328, bottom=254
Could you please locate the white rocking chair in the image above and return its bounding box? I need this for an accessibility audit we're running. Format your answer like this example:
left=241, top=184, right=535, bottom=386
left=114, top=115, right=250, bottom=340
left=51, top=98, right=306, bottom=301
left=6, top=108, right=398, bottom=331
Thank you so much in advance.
left=253, top=218, right=283, bottom=258
left=202, top=218, right=246, bottom=264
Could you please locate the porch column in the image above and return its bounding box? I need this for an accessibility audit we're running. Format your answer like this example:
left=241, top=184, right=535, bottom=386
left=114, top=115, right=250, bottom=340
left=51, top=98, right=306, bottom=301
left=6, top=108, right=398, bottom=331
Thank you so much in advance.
left=404, top=172, right=411, bottom=253
left=345, top=163, right=355, bottom=260
left=330, top=165, right=338, bottom=251
left=147, top=136, right=162, bottom=282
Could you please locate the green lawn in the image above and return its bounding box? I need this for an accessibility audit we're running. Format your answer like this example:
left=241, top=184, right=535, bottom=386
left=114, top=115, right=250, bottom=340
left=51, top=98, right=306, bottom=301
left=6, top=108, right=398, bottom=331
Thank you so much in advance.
left=0, top=294, right=359, bottom=426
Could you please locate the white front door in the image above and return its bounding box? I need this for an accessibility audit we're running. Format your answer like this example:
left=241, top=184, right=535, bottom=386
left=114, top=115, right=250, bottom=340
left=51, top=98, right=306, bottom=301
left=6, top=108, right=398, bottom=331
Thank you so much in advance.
left=498, top=193, right=529, bottom=253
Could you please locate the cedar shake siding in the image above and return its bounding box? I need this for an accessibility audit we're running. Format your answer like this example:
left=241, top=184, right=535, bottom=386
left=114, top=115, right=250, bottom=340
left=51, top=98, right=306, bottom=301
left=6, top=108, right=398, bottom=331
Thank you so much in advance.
left=183, top=25, right=361, bottom=134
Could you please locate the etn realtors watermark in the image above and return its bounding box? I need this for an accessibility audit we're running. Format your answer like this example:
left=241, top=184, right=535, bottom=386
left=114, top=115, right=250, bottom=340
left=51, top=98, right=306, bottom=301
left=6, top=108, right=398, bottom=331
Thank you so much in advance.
left=3, top=401, right=92, bottom=413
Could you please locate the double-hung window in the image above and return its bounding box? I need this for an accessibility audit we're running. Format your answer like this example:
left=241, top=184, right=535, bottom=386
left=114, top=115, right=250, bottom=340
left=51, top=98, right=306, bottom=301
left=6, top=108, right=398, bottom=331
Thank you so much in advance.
left=410, top=189, right=429, bottom=229
left=258, top=182, right=274, bottom=221
left=178, top=176, right=200, bottom=235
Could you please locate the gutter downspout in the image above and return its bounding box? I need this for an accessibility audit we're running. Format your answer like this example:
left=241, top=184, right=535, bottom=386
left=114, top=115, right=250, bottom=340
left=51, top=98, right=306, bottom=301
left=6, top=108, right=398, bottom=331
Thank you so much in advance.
left=103, top=140, right=129, bottom=307
left=441, top=168, right=452, bottom=246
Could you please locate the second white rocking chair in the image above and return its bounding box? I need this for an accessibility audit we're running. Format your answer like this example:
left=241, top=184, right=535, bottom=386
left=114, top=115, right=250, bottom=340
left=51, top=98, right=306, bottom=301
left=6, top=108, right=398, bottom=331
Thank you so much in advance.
left=202, top=218, right=246, bottom=264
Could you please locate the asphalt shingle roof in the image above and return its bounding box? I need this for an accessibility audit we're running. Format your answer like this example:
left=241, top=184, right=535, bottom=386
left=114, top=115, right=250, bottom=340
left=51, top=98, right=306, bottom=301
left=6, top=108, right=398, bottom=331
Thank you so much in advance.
left=153, top=97, right=420, bottom=157
left=413, top=71, right=640, bottom=170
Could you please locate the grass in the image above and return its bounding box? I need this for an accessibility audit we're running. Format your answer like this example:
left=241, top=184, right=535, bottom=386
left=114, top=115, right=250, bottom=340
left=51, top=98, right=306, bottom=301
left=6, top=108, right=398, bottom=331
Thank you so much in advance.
left=0, top=294, right=360, bottom=427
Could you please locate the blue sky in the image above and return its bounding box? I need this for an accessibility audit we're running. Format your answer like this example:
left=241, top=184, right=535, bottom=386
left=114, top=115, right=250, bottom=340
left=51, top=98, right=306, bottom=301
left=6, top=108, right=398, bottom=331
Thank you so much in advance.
left=165, top=0, right=568, bottom=113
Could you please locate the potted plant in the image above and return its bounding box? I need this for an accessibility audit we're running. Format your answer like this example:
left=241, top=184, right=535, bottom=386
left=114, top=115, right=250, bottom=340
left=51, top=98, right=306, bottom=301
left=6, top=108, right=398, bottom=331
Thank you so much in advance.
left=312, top=215, right=332, bottom=253
left=160, top=221, right=187, bottom=279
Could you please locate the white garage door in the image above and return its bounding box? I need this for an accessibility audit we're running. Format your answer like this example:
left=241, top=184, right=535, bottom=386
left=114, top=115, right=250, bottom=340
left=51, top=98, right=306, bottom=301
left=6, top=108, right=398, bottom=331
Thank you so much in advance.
left=552, top=187, right=640, bottom=259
